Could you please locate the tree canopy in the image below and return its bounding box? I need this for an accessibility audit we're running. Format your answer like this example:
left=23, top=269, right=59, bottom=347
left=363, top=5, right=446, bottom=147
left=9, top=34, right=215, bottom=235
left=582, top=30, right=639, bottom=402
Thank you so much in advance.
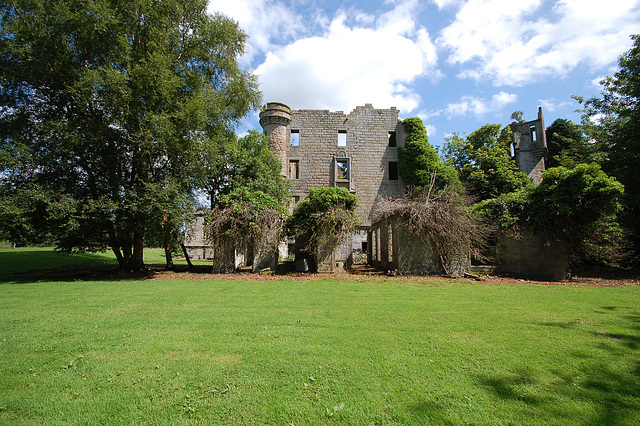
left=442, top=124, right=531, bottom=202
left=579, top=34, right=640, bottom=256
left=398, top=117, right=460, bottom=195
left=0, top=0, right=261, bottom=269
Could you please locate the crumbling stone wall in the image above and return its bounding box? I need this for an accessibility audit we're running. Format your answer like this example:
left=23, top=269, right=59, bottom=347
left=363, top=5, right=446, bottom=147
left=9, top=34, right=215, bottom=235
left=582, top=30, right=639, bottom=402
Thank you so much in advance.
left=496, top=227, right=569, bottom=281
left=261, top=103, right=405, bottom=226
left=183, top=209, right=213, bottom=260
left=370, top=215, right=470, bottom=276
left=511, top=107, right=548, bottom=185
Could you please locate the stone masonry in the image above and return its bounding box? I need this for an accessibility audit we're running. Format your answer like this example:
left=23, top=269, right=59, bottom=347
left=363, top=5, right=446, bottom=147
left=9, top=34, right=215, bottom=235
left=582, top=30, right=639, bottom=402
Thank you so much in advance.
left=260, top=102, right=406, bottom=226
left=510, top=107, right=548, bottom=185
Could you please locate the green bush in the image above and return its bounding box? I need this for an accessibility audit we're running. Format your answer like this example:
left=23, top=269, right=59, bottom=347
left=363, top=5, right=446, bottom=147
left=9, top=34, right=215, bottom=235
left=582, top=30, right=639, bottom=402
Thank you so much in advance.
left=286, top=186, right=359, bottom=255
left=398, top=117, right=461, bottom=194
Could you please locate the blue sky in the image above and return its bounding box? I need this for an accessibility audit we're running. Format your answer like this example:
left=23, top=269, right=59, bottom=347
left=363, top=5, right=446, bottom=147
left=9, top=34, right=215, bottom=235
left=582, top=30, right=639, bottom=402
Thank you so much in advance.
left=207, top=0, right=640, bottom=147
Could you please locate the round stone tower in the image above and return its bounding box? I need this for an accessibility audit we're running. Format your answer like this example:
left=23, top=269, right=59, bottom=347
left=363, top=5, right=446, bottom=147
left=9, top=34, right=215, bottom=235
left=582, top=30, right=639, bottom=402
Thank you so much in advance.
left=259, top=102, right=292, bottom=177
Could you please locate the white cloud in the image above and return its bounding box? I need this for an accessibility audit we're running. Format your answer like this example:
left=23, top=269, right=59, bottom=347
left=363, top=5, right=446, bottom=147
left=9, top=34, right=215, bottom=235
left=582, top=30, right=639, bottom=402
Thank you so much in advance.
left=438, top=0, right=640, bottom=86
left=537, top=98, right=573, bottom=112
left=445, top=92, right=517, bottom=117
left=431, top=0, right=466, bottom=9
left=207, top=0, right=306, bottom=65
left=254, top=2, right=439, bottom=113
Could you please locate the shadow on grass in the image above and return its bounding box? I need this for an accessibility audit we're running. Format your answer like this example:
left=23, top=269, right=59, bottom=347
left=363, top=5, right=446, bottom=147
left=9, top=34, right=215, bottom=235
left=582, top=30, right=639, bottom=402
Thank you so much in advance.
left=477, top=311, right=640, bottom=425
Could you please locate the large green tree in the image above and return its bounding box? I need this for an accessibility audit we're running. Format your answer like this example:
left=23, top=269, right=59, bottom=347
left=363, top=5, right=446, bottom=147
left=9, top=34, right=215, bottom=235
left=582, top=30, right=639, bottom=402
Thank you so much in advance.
left=0, top=0, right=260, bottom=269
left=580, top=34, right=640, bottom=257
left=545, top=118, right=602, bottom=168
left=442, top=124, right=531, bottom=202
left=198, top=130, right=290, bottom=208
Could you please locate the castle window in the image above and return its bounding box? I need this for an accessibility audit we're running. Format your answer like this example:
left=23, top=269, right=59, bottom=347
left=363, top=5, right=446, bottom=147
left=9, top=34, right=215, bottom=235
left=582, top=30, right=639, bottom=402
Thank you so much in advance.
left=388, top=161, right=398, bottom=180
left=388, top=131, right=397, bottom=147
left=288, top=159, right=299, bottom=179
left=290, top=130, right=299, bottom=146
left=338, top=130, right=347, bottom=147
left=530, top=125, right=537, bottom=142
left=336, top=158, right=349, bottom=180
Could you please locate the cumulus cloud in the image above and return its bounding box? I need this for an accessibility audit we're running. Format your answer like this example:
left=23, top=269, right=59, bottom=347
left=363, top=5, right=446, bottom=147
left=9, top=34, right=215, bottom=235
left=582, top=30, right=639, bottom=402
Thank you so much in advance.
left=254, top=1, right=439, bottom=113
left=207, top=0, right=306, bottom=65
left=445, top=92, right=517, bottom=117
left=438, top=0, right=640, bottom=86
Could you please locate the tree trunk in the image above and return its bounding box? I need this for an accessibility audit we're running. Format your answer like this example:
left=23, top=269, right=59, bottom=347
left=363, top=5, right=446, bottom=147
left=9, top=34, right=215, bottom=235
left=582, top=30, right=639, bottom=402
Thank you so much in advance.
left=130, top=230, right=145, bottom=271
left=164, top=233, right=174, bottom=270
left=181, top=242, right=194, bottom=271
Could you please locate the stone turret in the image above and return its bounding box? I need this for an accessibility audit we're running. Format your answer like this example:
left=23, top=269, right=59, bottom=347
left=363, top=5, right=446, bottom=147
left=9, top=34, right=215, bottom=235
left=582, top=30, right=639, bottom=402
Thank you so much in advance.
left=510, top=107, right=548, bottom=185
left=259, top=102, right=292, bottom=178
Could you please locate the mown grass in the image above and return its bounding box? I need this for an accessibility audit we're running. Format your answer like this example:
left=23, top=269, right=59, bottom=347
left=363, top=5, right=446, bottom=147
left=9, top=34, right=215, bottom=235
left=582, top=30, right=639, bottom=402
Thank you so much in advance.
left=0, top=249, right=639, bottom=424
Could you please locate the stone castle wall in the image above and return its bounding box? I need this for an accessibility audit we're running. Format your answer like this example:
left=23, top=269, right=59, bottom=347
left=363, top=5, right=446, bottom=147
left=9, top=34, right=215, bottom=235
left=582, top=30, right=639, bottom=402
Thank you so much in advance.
left=283, top=103, right=405, bottom=225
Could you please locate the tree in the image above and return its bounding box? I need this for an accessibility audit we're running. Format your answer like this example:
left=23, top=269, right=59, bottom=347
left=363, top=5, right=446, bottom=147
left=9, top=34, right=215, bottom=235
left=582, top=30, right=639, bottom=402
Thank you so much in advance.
left=545, top=118, right=601, bottom=168
left=579, top=34, right=640, bottom=258
left=200, top=130, right=289, bottom=208
left=442, top=124, right=531, bottom=202
left=0, top=0, right=260, bottom=269
left=398, top=117, right=461, bottom=195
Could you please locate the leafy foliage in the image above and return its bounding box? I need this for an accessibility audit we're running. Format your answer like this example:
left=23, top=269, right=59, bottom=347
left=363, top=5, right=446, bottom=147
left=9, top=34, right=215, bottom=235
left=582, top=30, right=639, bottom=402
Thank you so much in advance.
left=545, top=118, right=602, bottom=168
left=398, top=117, right=461, bottom=194
left=473, top=164, right=624, bottom=264
left=198, top=130, right=290, bottom=208
left=286, top=187, right=359, bottom=260
left=442, top=124, right=531, bottom=201
left=0, top=0, right=260, bottom=269
left=579, top=34, right=640, bottom=258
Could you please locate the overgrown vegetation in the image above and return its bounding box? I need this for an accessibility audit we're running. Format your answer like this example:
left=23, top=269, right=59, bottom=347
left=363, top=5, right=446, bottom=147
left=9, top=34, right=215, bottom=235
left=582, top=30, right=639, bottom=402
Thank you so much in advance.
left=207, top=188, right=288, bottom=269
left=286, top=187, right=359, bottom=268
left=372, top=190, right=487, bottom=275
left=473, top=164, right=624, bottom=265
left=398, top=117, right=461, bottom=194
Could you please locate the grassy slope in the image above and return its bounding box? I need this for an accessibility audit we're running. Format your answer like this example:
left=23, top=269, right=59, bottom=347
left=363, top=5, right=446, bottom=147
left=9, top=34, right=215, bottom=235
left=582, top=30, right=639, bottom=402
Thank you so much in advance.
left=0, top=249, right=639, bottom=424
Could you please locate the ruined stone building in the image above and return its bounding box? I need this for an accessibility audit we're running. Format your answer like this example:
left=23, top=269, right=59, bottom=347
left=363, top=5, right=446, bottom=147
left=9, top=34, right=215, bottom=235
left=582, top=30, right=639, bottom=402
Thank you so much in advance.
left=259, top=102, right=406, bottom=226
left=510, top=107, right=548, bottom=185
left=259, top=102, right=406, bottom=270
left=185, top=103, right=556, bottom=278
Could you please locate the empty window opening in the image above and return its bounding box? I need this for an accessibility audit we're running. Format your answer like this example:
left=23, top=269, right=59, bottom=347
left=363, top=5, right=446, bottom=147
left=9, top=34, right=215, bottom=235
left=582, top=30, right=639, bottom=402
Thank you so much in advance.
left=336, top=159, right=349, bottom=180
left=290, top=130, right=299, bottom=146
left=530, top=125, right=537, bottom=142
left=388, top=131, right=397, bottom=147
left=338, top=130, right=347, bottom=147
left=292, top=195, right=300, bottom=204
left=288, top=160, right=299, bottom=179
left=388, top=161, right=398, bottom=180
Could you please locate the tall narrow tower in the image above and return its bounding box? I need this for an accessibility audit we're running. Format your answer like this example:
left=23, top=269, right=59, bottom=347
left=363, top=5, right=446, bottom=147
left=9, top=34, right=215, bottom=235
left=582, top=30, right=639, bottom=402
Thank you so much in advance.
left=259, top=102, right=292, bottom=178
left=510, top=107, right=548, bottom=185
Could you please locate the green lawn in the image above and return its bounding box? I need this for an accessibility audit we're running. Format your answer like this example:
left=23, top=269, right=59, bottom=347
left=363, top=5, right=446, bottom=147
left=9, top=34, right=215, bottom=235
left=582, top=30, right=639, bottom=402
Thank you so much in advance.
left=1, top=249, right=639, bottom=424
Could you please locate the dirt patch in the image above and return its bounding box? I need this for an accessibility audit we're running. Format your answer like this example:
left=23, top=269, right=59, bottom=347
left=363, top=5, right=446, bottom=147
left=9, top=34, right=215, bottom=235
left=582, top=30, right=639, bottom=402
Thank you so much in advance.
left=8, top=262, right=638, bottom=287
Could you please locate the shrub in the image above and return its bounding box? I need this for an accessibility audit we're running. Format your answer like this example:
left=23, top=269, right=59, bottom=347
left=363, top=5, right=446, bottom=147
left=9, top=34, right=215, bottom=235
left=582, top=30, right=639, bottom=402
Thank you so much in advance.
left=286, top=186, right=359, bottom=256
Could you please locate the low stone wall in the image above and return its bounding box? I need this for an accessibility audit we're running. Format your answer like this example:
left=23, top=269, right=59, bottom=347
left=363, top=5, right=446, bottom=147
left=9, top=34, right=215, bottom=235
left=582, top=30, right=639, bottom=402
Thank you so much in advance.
left=496, top=228, right=569, bottom=281
left=370, top=215, right=470, bottom=276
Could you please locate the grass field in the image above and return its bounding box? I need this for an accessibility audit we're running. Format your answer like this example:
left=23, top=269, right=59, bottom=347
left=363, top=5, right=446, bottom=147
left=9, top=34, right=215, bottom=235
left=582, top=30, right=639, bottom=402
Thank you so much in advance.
left=1, top=248, right=639, bottom=424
